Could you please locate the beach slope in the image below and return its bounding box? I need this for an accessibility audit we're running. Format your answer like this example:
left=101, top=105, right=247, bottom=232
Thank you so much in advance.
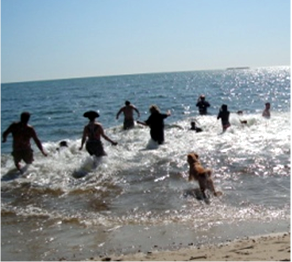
left=99, top=232, right=290, bottom=261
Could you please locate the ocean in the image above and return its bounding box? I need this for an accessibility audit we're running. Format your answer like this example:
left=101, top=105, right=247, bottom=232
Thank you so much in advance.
left=1, top=66, right=290, bottom=261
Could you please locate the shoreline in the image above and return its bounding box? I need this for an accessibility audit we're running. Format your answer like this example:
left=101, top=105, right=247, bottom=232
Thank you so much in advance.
left=91, top=232, right=290, bottom=261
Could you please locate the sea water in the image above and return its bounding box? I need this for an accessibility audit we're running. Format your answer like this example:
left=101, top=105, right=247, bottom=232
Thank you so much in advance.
left=1, top=67, right=290, bottom=260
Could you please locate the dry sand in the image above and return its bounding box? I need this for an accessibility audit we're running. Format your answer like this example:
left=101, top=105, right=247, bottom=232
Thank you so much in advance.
left=92, top=232, right=290, bottom=261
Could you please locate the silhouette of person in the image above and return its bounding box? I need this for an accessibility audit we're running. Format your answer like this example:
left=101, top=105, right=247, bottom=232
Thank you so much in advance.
left=2, top=112, right=47, bottom=171
left=80, top=111, right=117, bottom=156
left=137, top=105, right=171, bottom=144
left=262, top=102, right=271, bottom=118
left=190, top=121, right=203, bottom=132
left=217, top=104, right=231, bottom=132
left=116, top=100, right=140, bottom=130
left=196, top=95, right=210, bottom=115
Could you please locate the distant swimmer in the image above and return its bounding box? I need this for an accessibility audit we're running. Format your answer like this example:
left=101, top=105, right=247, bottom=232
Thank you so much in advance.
left=262, top=102, right=271, bottom=119
left=217, top=104, right=230, bottom=132
left=196, top=95, right=210, bottom=115
left=190, top=121, right=203, bottom=132
left=2, top=112, right=48, bottom=171
left=137, top=105, right=171, bottom=145
left=116, top=100, right=140, bottom=130
left=80, top=111, right=117, bottom=157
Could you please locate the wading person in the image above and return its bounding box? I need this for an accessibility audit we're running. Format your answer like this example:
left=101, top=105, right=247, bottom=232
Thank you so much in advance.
left=116, top=100, right=140, bottom=130
left=137, top=105, right=171, bottom=144
left=2, top=112, right=48, bottom=171
left=80, top=110, right=117, bottom=156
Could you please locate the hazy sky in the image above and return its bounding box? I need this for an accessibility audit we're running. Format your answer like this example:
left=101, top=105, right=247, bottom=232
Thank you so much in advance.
left=1, top=0, right=290, bottom=83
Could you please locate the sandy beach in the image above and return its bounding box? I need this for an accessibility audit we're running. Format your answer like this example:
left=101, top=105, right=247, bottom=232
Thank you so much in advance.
left=91, top=232, right=290, bottom=261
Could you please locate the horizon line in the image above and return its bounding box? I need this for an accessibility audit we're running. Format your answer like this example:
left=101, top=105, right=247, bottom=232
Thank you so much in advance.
left=1, top=65, right=289, bottom=85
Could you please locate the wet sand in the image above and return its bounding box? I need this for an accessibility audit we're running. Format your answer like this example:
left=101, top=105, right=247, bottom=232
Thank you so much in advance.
left=91, top=232, right=290, bottom=261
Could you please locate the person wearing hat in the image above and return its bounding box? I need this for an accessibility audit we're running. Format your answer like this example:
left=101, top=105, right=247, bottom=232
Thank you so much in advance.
left=2, top=112, right=48, bottom=171
left=79, top=111, right=117, bottom=157
left=196, top=95, right=210, bottom=115
left=116, top=100, right=140, bottom=130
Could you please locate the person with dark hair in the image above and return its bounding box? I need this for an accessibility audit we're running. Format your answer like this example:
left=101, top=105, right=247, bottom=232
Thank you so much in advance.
left=190, top=121, right=203, bottom=132
left=262, top=102, right=271, bottom=118
left=217, top=104, right=231, bottom=132
left=2, top=112, right=47, bottom=171
left=196, top=95, right=210, bottom=115
left=116, top=100, right=140, bottom=130
left=137, top=105, right=171, bottom=144
left=79, top=111, right=117, bottom=157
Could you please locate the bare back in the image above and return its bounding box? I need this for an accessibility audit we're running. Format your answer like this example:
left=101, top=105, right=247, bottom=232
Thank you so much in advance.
left=9, top=122, right=36, bottom=150
left=122, top=105, right=136, bottom=120
left=85, top=122, right=103, bottom=141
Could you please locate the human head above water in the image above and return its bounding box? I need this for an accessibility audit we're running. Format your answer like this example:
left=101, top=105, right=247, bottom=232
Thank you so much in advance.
left=20, top=112, right=31, bottom=124
left=221, top=104, right=228, bottom=111
left=125, top=100, right=131, bottom=106
left=149, top=105, right=160, bottom=114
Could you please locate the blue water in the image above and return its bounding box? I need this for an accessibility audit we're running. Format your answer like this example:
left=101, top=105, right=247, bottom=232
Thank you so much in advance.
left=1, top=67, right=290, bottom=260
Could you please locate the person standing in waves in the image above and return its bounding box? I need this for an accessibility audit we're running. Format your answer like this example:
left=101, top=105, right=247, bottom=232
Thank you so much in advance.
left=137, top=105, right=171, bottom=145
left=79, top=111, right=117, bottom=156
left=116, top=100, right=140, bottom=130
left=2, top=112, right=48, bottom=171
left=217, top=104, right=231, bottom=132
left=196, top=95, right=210, bottom=115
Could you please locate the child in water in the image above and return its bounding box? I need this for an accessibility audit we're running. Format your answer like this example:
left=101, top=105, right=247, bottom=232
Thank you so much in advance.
left=217, top=104, right=230, bottom=132
left=190, top=121, right=203, bottom=132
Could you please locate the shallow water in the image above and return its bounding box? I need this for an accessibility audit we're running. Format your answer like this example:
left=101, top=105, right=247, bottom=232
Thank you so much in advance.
left=1, top=67, right=290, bottom=260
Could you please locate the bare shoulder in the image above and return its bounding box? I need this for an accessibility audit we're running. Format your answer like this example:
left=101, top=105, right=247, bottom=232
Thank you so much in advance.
left=95, top=122, right=103, bottom=128
left=27, top=125, right=37, bottom=134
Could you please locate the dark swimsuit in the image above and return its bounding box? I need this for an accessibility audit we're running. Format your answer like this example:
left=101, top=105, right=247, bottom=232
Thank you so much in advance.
left=86, top=124, right=106, bottom=157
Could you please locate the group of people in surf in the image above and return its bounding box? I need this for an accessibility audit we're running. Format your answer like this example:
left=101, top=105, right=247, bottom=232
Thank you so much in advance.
left=2, top=97, right=271, bottom=172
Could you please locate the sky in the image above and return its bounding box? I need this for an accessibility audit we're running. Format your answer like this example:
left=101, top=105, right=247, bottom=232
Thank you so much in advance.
left=1, top=0, right=290, bottom=83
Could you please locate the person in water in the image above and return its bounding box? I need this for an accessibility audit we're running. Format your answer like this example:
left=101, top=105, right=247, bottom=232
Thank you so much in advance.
left=190, top=121, right=203, bottom=132
left=2, top=112, right=48, bottom=171
left=262, top=102, right=271, bottom=118
left=217, top=104, right=231, bottom=132
left=116, top=100, right=140, bottom=130
left=79, top=111, right=117, bottom=156
left=137, top=105, right=171, bottom=144
left=196, top=95, right=210, bottom=115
